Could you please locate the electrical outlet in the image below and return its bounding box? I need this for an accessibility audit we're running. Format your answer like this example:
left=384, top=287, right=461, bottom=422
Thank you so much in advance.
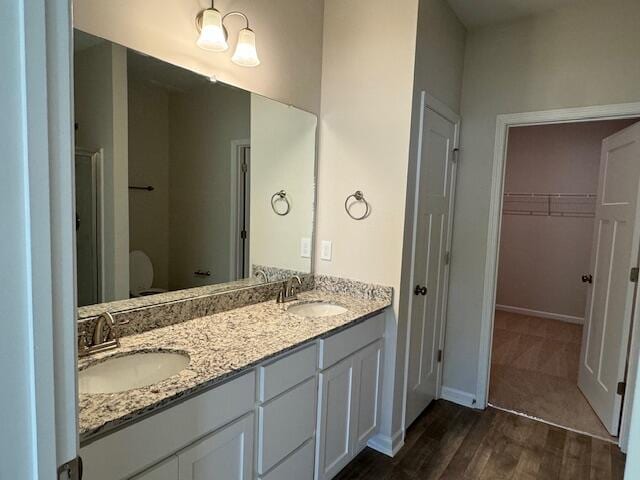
left=320, top=240, right=332, bottom=261
left=300, top=238, right=311, bottom=258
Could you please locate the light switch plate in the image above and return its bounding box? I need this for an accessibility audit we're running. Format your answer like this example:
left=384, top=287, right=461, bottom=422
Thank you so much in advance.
left=300, top=238, right=311, bottom=258
left=320, top=240, right=332, bottom=261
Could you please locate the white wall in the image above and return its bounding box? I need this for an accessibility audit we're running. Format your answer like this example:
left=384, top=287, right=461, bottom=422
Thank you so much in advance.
left=168, top=83, right=250, bottom=288
left=445, top=0, right=640, bottom=398
left=316, top=0, right=465, bottom=447
left=72, top=0, right=324, bottom=114
left=497, top=120, right=637, bottom=320
left=250, top=94, right=316, bottom=273
left=128, top=75, right=171, bottom=290
left=74, top=42, right=129, bottom=301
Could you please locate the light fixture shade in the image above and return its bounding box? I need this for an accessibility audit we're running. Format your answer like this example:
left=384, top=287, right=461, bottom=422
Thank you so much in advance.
left=197, top=9, right=228, bottom=52
left=231, top=28, right=260, bottom=67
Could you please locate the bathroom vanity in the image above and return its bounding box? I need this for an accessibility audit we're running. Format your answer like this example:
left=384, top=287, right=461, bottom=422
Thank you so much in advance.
left=78, top=285, right=390, bottom=480
left=71, top=19, right=391, bottom=480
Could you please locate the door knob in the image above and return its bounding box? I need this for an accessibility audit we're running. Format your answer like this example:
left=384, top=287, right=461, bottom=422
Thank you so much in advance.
left=414, top=285, right=427, bottom=296
left=581, top=274, right=593, bottom=284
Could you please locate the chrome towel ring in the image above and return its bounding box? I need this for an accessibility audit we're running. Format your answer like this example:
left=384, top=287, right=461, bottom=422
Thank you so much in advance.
left=345, top=190, right=370, bottom=220
left=271, top=190, right=291, bottom=216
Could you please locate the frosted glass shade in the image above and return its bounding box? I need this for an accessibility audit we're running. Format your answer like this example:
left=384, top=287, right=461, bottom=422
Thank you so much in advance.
left=231, top=28, right=260, bottom=67
left=197, top=9, right=228, bottom=52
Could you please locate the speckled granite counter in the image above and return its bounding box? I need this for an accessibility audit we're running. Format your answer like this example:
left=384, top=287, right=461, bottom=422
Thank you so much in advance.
left=79, top=289, right=391, bottom=444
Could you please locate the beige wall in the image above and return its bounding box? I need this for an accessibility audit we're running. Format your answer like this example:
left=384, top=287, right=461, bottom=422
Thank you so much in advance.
left=72, top=0, right=324, bottom=114
left=128, top=75, right=171, bottom=290
left=497, top=120, right=637, bottom=320
left=250, top=94, right=316, bottom=273
left=74, top=42, right=129, bottom=301
left=445, top=0, right=640, bottom=398
left=168, top=83, right=250, bottom=289
left=316, top=0, right=466, bottom=443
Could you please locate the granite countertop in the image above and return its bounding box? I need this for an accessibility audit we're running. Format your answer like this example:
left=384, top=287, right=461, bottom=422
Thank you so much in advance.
left=79, top=290, right=390, bottom=444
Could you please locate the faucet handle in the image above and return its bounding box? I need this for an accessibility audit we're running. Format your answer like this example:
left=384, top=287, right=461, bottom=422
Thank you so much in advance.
left=78, top=334, right=90, bottom=353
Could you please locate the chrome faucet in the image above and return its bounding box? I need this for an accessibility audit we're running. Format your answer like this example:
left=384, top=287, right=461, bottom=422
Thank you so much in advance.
left=277, top=275, right=302, bottom=303
left=79, top=312, right=120, bottom=357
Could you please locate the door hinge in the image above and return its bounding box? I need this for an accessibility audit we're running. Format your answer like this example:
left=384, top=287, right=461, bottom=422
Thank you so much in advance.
left=241, top=160, right=248, bottom=173
left=631, top=267, right=639, bottom=283
left=240, top=229, right=247, bottom=240
left=58, top=456, right=82, bottom=480
left=452, top=148, right=460, bottom=163
left=444, top=251, right=451, bottom=265
left=618, top=381, right=626, bottom=396
left=437, top=350, right=443, bottom=363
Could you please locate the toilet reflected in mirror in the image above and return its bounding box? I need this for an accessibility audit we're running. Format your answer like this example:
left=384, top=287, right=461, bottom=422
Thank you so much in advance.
left=129, top=251, right=167, bottom=298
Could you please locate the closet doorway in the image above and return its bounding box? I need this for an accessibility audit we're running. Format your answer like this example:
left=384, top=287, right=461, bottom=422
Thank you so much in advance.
left=488, top=117, right=640, bottom=441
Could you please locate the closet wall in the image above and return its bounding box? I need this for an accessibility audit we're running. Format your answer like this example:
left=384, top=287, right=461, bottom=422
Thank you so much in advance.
left=496, top=119, right=638, bottom=321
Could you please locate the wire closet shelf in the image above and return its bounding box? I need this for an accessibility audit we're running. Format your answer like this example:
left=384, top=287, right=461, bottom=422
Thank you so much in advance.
left=502, top=192, right=596, bottom=218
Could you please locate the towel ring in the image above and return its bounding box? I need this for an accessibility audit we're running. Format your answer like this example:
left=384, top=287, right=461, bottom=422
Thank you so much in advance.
left=271, top=190, right=291, bottom=216
left=345, top=190, right=370, bottom=220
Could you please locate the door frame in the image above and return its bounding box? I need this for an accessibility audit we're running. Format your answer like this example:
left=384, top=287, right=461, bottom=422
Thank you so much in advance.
left=402, top=92, right=460, bottom=429
left=229, top=139, right=251, bottom=280
left=2, top=0, right=78, bottom=476
left=76, top=148, right=104, bottom=304
left=478, top=101, right=640, bottom=451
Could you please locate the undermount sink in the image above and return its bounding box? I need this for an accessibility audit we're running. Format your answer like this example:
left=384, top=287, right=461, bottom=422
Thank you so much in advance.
left=79, top=351, right=190, bottom=394
left=287, top=302, right=348, bottom=318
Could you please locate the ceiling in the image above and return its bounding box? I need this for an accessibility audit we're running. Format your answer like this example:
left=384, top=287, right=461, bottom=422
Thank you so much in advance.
left=446, top=0, right=590, bottom=27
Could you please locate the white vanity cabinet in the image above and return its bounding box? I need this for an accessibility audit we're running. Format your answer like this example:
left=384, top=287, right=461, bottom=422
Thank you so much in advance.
left=80, top=311, right=386, bottom=480
left=80, top=371, right=256, bottom=480
left=315, top=314, right=385, bottom=480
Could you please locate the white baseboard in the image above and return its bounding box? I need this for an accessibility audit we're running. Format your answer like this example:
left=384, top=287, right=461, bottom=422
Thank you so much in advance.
left=367, top=430, right=404, bottom=457
left=441, top=386, right=477, bottom=408
left=496, top=304, right=584, bottom=325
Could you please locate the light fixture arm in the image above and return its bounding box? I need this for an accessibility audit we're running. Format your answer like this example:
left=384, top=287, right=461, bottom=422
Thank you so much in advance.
left=222, top=11, right=251, bottom=30
left=195, top=3, right=260, bottom=66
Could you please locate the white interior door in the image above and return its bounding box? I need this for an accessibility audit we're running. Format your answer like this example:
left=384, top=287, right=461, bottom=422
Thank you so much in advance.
left=579, top=121, right=640, bottom=436
left=405, top=96, right=459, bottom=427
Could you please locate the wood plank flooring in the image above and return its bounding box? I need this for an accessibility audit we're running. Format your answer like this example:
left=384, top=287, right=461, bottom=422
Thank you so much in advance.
left=334, top=400, right=625, bottom=480
left=489, top=311, right=613, bottom=439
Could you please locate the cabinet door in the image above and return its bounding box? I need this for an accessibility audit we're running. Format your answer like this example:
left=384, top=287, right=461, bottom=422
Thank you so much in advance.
left=354, top=340, right=383, bottom=452
left=315, top=357, right=356, bottom=480
left=178, top=413, right=254, bottom=480
left=131, top=457, right=178, bottom=480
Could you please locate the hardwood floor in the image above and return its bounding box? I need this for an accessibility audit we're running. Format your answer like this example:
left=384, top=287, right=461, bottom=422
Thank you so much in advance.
left=334, top=400, right=625, bottom=480
left=489, top=310, right=613, bottom=439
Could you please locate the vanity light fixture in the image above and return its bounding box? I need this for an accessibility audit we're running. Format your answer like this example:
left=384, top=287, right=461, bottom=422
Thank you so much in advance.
left=195, top=1, right=260, bottom=67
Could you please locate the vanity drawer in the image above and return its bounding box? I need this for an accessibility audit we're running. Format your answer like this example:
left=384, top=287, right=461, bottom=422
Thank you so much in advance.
left=257, top=377, right=317, bottom=474
left=319, top=313, right=385, bottom=369
left=80, top=371, right=256, bottom=480
left=259, top=439, right=315, bottom=480
left=258, top=343, right=317, bottom=402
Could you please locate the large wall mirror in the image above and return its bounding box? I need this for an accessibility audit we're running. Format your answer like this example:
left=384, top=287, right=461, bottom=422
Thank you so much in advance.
left=74, top=29, right=316, bottom=314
